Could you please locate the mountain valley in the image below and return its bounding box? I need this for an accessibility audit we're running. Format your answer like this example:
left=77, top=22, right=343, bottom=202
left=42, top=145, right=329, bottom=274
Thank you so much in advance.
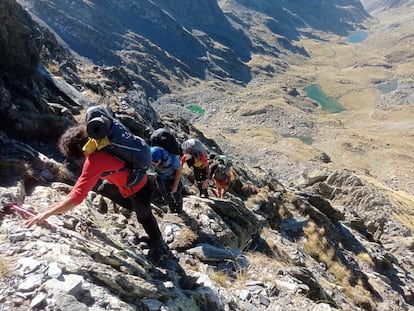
left=1, top=1, right=414, bottom=310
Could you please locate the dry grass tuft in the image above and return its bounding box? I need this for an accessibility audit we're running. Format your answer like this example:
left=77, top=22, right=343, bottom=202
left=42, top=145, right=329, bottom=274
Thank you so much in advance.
left=46, top=160, right=75, bottom=183
left=205, top=249, right=283, bottom=289
left=356, top=252, right=375, bottom=268
left=178, top=227, right=198, bottom=245
left=46, top=61, right=61, bottom=75
left=304, top=221, right=375, bottom=307
left=0, top=258, right=13, bottom=279
left=209, top=270, right=232, bottom=288
left=245, top=251, right=283, bottom=283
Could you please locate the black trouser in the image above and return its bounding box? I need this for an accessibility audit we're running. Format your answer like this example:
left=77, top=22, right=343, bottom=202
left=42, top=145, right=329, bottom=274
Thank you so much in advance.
left=96, top=179, right=162, bottom=242
left=165, top=179, right=183, bottom=212
left=193, top=166, right=209, bottom=197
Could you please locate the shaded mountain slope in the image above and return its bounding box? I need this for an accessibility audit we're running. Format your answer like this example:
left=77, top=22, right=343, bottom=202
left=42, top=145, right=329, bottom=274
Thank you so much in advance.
left=2, top=1, right=414, bottom=310
left=0, top=0, right=40, bottom=79
left=221, top=0, right=370, bottom=38
left=18, top=0, right=370, bottom=97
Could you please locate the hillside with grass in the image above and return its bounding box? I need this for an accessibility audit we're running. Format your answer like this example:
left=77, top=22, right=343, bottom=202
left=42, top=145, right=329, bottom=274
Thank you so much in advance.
left=1, top=0, right=414, bottom=310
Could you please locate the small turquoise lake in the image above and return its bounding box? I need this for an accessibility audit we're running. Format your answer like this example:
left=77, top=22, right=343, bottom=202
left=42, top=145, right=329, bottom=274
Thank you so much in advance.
left=304, top=84, right=345, bottom=113
left=376, top=79, right=398, bottom=94
left=282, top=134, right=313, bottom=145
left=347, top=31, right=368, bottom=43
left=187, top=105, right=205, bottom=115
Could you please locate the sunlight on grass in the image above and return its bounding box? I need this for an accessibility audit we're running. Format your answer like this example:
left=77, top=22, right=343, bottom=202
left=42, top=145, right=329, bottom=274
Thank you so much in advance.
left=304, top=221, right=375, bottom=308
left=0, top=258, right=13, bottom=279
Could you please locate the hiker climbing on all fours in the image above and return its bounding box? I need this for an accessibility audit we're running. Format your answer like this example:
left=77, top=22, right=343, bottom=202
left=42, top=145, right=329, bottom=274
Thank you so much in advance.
left=209, top=154, right=232, bottom=199
left=181, top=138, right=210, bottom=198
left=25, top=106, right=174, bottom=266
left=150, top=146, right=184, bottom=213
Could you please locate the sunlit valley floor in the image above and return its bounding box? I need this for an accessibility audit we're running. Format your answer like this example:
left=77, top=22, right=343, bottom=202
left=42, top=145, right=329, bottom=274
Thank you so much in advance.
left=154, top=6, right=414, bottom=227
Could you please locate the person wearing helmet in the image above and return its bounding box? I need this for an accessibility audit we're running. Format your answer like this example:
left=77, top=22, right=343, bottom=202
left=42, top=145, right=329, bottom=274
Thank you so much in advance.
left=181, top=138, right=210, bottom=198
left=150, top=146, right=183, bottom=213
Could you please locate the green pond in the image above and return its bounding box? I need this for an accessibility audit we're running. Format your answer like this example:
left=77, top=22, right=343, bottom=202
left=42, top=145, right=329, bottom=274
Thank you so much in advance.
left=304, top=84, right=345, bottom=113
left=187, top=105, right=205, bottom=115
left=347, top=31, right=368, bottom=43
left=376, top=79, right=398, bottom=94
left=281, top=134, right=313, bottom=145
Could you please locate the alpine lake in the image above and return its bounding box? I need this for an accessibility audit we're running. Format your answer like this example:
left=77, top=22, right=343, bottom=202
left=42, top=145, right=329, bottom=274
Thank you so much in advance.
left=304, top=84, right=345, bottom=113
left=187, top=105, right=205, bottom=116
left=347, top=31, right=369, bottom=43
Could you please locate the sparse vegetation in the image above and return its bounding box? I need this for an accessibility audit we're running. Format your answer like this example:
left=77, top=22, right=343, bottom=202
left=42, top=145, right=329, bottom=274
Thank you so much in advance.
left=46, top=60, right=60, bottom=75
left=178, top=227, right=198, bottom=245
left=356, top=252, right=375, bottom=268
left=209, top=270, right=232, bottom=288
left=304, top=221, right=374, bottom=307
left=0, top=258, right=13, bottom=279
left=245, top=251, right=283, bottom=283
left=45, top=160, right=75, bottom=184
left=206, top=251, right=279, bottom=290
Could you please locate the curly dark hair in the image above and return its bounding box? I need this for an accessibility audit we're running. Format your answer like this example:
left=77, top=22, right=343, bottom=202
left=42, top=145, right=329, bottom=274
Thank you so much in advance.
left=58, top=125, right=89, bottom=160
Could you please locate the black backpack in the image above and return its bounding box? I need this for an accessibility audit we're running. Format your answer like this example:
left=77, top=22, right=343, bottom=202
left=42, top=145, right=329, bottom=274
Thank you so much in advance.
left=150, top=128, right=182, bottom=156
left=85, top=106, right=152, bottom=186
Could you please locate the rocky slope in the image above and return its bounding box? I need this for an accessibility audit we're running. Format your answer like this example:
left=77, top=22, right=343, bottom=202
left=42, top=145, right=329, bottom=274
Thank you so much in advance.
left=1, top=0, right=414, bottom=311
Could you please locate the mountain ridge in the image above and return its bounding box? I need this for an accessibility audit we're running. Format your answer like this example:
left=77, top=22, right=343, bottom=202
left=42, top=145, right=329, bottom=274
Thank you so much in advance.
left=2, top=0, right=414, bottom=310
left=17, top=0, right=370, bottom=97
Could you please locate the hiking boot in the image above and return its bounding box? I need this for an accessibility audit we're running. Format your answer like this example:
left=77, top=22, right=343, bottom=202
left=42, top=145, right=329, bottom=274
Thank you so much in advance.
left=147, top=239, right=173, bottom=265
left=179, top=275, right=199, bottom=290
left=169, top=202, right=183, bottom=214
left=201, top=189, right=209, bottom=198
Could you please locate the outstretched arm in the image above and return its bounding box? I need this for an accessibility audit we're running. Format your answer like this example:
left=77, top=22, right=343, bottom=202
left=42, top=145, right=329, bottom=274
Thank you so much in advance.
left=170, top=165, right=183, bottom=194
left=25, top=196, right=76, bottom=228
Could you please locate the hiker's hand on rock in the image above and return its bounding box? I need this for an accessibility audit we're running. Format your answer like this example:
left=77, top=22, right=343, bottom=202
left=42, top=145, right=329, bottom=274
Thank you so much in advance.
left=25, top=211, right=49, bottom=228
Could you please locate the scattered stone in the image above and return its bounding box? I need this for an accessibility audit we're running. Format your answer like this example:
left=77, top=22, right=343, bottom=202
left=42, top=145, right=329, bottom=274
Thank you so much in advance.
left=30, top=292, right=47, bottom=309
left=18, top=257, right=42, bottom=275
left=43, top=274, right=84, bottom=296
left=17, top=274, right=44, bottom=292
left=47, top=262, right=62, bottom=279
left=142, top=298, right=163, bottom=311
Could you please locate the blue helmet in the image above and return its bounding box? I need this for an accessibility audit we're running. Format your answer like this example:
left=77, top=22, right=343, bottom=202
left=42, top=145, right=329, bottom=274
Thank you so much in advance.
left=151, top=146, right=167, bottom=162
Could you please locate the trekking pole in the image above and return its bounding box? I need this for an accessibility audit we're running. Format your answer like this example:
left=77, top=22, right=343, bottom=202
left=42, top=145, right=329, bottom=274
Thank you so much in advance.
left=154, top=176, right=172, bottom=211
left=6, top=202, right=103, bottom=248
left=7, top=202, right=52, bottom=228
left=6, top=202, right=149, bottom=263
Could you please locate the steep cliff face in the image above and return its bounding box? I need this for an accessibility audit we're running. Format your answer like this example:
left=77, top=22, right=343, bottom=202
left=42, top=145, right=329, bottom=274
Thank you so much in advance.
left=17, top=0, right=370, bottom=98
left=0, top=0, right=40, bottom=80
left=0, top=0, right=63, bottom=143
left=0, top=0, right=159, bottom=145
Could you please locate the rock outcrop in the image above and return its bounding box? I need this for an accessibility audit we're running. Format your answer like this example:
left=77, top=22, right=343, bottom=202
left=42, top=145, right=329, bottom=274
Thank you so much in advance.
left=1, top=1, right=414, bottom=311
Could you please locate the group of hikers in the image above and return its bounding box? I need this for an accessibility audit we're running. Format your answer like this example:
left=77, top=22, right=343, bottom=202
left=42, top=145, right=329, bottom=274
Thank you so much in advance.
left=24, top=105, right=233, bottom=265
left=149, top=130, right=233, bottom=214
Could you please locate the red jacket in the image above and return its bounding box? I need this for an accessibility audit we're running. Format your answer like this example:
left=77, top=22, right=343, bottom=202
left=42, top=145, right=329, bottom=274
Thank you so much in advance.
left=69, top=151, right=147, bottom=205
